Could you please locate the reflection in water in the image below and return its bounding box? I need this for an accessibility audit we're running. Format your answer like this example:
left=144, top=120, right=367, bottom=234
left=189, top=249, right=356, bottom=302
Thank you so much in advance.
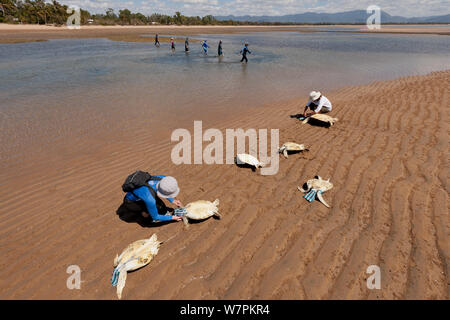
left=241, top=62, right=248, bottom=78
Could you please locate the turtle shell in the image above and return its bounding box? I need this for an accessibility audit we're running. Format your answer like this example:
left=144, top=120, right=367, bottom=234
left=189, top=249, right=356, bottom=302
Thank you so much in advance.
left=112, top=234, right=161, bottom=299
left=236, top=153, right=262, bottom=167
left=310, top=114, right=338, bottom=124
left=185, top=199, right=219, bottom=220
left=308, top=178, right=333, bottom=192
left=114, top=234, right=160, bottom=268
left=282, top=142, right=307, bottom=151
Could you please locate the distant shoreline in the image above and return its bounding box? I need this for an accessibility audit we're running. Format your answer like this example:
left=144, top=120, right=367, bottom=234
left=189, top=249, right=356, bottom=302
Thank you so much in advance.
left=1, top=23, right=449, bottom=44
left=1, top=23, right=449, bottom=29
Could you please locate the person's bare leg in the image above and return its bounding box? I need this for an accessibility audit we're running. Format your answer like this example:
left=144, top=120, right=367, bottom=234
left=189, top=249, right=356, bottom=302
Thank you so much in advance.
left=141, top=212, right=150, bottom=218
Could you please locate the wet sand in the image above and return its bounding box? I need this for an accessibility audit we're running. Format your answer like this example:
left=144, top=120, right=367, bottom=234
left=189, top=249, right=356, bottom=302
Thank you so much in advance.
left=1, top=24, right=449, bottom=43
left=0, top=70, right=448, bottom=299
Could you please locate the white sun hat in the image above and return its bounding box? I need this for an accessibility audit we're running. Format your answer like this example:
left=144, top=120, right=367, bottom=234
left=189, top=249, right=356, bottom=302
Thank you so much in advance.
left=156, top=176, right=180, bottom=199
left=309, top=91, right=322, bottom=101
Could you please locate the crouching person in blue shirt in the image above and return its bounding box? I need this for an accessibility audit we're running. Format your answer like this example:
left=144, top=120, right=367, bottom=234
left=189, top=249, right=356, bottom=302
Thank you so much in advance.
left=119, top=175, right=183, bottom=223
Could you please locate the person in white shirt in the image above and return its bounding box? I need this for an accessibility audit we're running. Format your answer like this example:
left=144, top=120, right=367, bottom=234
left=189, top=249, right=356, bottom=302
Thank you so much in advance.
left=303, top=91, right=332, bottom=117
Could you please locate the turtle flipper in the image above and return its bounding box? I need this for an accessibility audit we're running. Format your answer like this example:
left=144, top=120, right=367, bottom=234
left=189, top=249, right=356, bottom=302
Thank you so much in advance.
left=214, top=212, right=222, bottom=219
left=283, top=149, right=288, bottom=158
left=116, top=270, right=128, bottom=300
left=317, top=191, right=330, bottom=208
left=182, top=216, right=190, bottom=228
left=113, top=254, right=119, bottom=267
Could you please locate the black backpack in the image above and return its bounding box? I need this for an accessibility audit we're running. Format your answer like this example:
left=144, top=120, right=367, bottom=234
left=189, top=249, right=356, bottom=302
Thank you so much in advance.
left=122, top=171, right=161, bottom=199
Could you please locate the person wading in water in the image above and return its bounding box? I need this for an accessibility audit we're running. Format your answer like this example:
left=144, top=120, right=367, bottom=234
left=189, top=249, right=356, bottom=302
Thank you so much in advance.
left=185, top=37, right=190, bottom=53
left=240, top=43, right=251, bottom=63
left=218, top=40, right=224, bottom=57
left=170, top=38, right=175, bottom=53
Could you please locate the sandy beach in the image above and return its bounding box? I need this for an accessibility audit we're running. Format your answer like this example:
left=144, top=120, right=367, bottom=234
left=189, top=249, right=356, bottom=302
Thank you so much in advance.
left=0, top=23, right=449, bottom=43
left=0, top=69, right=448, bottom=299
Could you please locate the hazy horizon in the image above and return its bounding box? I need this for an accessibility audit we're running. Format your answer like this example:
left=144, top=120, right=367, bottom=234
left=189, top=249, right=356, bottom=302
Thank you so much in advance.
left=57, top=1, right=450, bottom=19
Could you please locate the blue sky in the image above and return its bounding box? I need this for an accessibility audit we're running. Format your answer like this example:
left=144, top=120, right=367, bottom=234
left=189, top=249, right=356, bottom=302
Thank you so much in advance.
left=61, top=0, right=450, bottom=18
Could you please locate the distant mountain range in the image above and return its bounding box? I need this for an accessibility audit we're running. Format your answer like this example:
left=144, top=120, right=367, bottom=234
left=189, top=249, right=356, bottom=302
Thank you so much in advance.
left=216, top=10, right=450, bottom=24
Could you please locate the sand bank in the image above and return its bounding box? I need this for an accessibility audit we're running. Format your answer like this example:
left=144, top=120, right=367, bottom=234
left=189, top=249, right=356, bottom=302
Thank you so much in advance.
left=0, top=70, right=448, bottom=299
left=1, top=23, right=448, bottom=43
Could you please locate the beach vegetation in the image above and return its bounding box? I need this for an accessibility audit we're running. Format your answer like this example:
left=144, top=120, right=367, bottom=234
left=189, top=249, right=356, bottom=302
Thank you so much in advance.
left=0, top=0, right=90, bottom=25
left=0, top=0, right=295, bottom=26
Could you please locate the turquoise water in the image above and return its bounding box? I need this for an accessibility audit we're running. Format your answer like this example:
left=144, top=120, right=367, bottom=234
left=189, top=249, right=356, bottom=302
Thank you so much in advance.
left=0, top=31, right=449, bottom=163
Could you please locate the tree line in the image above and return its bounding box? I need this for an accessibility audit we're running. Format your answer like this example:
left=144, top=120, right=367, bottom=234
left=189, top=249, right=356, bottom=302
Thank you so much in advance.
left=0, top=0, right=295, bottom=25
left=0, top=0, right=90, bottom=25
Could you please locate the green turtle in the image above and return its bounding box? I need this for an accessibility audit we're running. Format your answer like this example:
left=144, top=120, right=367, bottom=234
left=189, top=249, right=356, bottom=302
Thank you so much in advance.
left=279, top=142, right=309, bottom=158
left=302, top=114, right=338, bottom=126
left=111, top=234, right=162, bottom=299
left=180, top=199, right=221, bottom=228
left=236, top=153, right=264, bottom=170
left=298, top=175, right=333, bottom=208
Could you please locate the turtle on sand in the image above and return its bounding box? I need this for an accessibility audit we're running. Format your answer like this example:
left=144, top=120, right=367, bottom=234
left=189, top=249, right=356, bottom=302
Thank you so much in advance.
left=302, top=114, right=338, bottom=126
left=176, top=199, right=221, bottom=228
left=279, top=142, right=309, bottom=158
left=111, top=234, right=162, bottom=299
left=298, top=175, right=333, bottom=208
left=235, top=153, right=264, bottom=170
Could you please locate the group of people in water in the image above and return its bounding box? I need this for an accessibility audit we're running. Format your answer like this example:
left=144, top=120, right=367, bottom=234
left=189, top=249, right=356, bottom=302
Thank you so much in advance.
left=117, top=91, right=333, bottom=225
left=154, top=34, right=251, bottom=63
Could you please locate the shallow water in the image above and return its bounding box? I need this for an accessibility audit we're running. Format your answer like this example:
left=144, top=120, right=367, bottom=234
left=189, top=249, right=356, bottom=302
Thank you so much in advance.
left=1, top=31, right=449, bottom=164
left=1, top=32, right=449, bottom=108
left=314, top=24, right=450, bottom=31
